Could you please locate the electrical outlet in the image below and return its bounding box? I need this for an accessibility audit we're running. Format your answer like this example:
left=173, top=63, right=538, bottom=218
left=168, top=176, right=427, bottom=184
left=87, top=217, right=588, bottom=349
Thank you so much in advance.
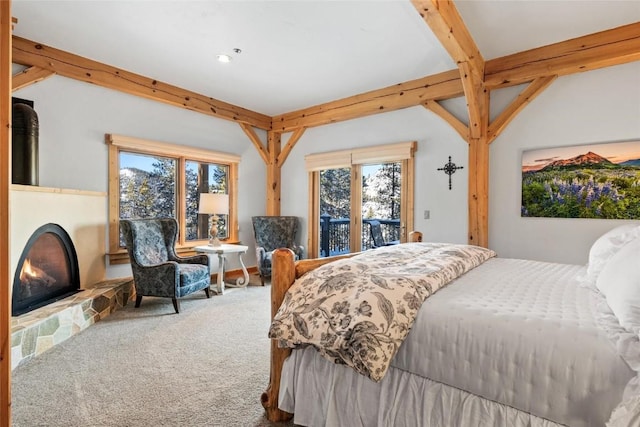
left=424, top=210, right=430, bottom=219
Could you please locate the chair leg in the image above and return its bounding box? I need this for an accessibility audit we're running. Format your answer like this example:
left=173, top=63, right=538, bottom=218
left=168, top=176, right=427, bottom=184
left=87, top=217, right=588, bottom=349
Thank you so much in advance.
left=204, top=287, right=211, bottom=298
left=260, top=275, right=265, bottom=286
left=172, top=298, right=180, bottom=314
left=135, top=295, right=142, bottom=308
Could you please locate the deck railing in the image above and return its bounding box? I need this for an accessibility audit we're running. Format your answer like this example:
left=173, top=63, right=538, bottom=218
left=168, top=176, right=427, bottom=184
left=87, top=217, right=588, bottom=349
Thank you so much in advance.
left=319, top=214, right=400, bottom=257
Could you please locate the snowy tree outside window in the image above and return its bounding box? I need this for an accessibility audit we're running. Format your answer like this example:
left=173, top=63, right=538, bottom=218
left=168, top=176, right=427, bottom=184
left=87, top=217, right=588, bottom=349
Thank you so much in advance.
left=118, top=152, right=228, bottom=246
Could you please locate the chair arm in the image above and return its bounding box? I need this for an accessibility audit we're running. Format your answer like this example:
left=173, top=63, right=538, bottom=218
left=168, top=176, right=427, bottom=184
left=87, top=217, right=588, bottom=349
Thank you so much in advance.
left=169, top=253, right=209, bottom=266
left=132, top=261, right=180, bottom=298
left=255, top=246, right=267, bottom=264
left=292, top=245, right=304, bottom=259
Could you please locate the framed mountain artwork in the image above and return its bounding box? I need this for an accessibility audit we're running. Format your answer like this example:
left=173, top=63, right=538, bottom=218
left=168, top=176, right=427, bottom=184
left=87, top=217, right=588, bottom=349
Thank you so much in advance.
left=521, top=140, right=640, bottom=219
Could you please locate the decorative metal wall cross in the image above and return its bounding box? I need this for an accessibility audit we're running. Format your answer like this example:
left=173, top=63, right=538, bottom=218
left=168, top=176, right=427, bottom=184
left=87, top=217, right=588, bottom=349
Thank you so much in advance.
left=437, top=156, right=464, bottom=190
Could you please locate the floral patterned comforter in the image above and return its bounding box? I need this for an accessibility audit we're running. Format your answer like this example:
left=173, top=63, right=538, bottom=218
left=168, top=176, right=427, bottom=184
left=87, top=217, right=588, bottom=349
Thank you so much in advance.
left=268, top=242, right=497, bottom=382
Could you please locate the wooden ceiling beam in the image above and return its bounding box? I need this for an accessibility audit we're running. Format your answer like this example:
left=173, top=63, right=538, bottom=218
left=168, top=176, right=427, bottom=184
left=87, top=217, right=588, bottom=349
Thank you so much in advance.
left=412, top=0, right=484, bottom=78
left=10, top=23, right=637, bottom=136
left=12, top=66, right=54, bottom=91
left=12, top=36, right=272, bottom=130
left=485, top=22, right=640, bottom=89
left=488, top=75, right=557, bottom=144
left=459, top=61, right=487, bottom=139
left=239, top=123, right=269, bottom=164
left=277, top=128, right=305, bottom=167
left=422, top=99, right=468, bottom=141
left=273, top=20, right=638, bottom=134
left=272, top=69, right=464, bottom=132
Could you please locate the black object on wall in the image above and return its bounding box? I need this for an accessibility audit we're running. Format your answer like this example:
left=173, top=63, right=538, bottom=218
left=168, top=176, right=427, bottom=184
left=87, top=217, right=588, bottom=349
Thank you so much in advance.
left=437, top=156, right=464, bottom=190
left=12, top=97, right=39, bottom=185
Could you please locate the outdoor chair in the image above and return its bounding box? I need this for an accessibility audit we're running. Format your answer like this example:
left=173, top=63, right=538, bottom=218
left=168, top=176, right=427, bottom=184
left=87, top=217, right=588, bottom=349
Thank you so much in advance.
left=121, top=218, right=211, bottom=313
left=369, top=220, right=400, bottom=248
left=252, top=216, right=304, bottom=285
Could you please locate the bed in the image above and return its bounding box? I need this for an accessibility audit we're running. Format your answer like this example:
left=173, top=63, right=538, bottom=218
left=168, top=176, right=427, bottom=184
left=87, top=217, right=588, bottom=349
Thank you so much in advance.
left=261, top=225, right=640, bottom=427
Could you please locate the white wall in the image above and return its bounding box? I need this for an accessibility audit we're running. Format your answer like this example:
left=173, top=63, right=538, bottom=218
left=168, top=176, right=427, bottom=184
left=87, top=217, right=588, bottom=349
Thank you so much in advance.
left=281, top=106, right=470, bottom=252
left=12, top=61, right=640, bottom=278
left=490, top=62, right=640, bottom=264
left=13, top=75, right=265, bottom=279
left=281, top=63, right=640, bottom=265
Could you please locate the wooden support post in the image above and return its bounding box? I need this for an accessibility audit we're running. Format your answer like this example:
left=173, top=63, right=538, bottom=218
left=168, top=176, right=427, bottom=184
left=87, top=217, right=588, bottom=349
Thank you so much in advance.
left=468, top=138, right=489, bottom=248
left=266, top=131, right=281, bottom=216
left=1, top=1, right=12, bottom=425
left=459, top=62, right=490, bottom=248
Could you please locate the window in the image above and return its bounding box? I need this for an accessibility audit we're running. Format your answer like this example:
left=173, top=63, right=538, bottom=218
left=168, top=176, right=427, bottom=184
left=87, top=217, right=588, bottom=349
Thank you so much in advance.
left=184, top=160, right=228, bottom=241
left=118, top=152, right=177, bottom=245
left=107, top=134, right=240, bottom=263
left=306, top=141, right=416, bottom=258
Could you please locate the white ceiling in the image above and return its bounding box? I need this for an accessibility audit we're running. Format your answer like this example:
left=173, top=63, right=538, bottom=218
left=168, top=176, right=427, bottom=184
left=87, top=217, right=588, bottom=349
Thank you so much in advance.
left=10, top=0, right=640, bottom=117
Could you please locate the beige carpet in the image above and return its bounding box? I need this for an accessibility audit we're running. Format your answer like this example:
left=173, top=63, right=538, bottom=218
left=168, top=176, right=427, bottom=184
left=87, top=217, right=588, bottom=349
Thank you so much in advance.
left=11, top=276, right=295, bottom=427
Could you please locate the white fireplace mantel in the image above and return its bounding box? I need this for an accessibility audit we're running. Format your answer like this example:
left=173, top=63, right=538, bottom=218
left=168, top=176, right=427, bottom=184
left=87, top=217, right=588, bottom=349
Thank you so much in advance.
left=10, top=184, right=108, bottom=291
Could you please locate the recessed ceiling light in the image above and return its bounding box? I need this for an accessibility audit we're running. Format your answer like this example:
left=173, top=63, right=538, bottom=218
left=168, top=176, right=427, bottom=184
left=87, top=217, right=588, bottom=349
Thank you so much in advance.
left=216, top=48, right=241, bottom=64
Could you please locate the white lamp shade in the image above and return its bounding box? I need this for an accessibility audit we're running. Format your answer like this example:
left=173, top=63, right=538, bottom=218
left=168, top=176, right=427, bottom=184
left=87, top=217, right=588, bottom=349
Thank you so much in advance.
left=198, top=193, right=229, bottom=215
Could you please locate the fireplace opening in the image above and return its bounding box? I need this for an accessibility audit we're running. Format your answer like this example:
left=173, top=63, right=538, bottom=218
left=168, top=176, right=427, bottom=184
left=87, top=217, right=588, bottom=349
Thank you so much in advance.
left=12, top=223, right=80, bottom=316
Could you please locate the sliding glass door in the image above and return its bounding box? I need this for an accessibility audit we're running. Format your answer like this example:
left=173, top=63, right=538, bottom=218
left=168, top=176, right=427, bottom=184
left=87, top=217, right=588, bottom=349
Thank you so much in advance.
left=307, top=142, right=415, bottom=259
left=318, top=167, right=352, bottom=257
left=361, top=161, right=402, bottom=250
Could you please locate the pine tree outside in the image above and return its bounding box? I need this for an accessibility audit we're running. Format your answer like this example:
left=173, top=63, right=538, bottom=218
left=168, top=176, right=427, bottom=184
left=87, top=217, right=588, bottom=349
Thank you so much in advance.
left=118, top=152, right=228, bottom=246
left=319, top=162, right=401, bottom=256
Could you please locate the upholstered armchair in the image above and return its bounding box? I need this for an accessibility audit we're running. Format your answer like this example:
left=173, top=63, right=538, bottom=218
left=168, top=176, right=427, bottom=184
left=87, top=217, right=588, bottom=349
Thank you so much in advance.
left=252, top=216, right=304, bottom=285
left=121, top=218, right=211, bottom=313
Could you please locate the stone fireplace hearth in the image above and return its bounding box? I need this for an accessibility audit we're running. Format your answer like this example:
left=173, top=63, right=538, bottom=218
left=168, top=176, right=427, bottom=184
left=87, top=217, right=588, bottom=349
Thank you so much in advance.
left=11, top=278, right=134, bottom=370
left=9, top=183, right=133, bottom=369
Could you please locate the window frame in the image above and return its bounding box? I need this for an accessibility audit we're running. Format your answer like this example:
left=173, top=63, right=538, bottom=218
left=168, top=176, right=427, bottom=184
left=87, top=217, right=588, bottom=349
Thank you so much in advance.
left=305, top=141, right=416, bottom=258
left=106, top=133, right=240, bottom=264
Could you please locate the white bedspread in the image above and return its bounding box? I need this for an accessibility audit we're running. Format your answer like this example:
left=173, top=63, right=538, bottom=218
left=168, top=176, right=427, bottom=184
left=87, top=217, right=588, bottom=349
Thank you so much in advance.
left=270, top=243, right=495, bottom=381
left=279, top=258, right=635, bottom=427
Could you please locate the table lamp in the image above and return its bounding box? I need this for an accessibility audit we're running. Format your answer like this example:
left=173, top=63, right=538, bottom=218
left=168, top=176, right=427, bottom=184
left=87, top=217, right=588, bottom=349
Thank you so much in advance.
left=198, top=193, right=229, bottom=246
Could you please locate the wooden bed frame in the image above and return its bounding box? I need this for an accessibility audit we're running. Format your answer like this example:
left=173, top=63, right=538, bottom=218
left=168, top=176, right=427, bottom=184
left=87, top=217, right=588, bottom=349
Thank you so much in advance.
left=260, top=231, right=423, bottom=422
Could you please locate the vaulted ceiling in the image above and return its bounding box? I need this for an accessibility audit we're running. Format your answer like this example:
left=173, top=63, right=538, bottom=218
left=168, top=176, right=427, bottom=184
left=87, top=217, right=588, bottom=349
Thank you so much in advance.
left=10, top=0, right=640, bottom=118
left=8, top=0, right=640, bottom=246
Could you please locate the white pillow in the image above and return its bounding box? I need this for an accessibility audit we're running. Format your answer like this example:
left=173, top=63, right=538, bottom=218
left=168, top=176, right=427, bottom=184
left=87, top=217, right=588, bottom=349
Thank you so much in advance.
left=586, top=224, right=640, bottom=285
left=596, top=236, right=640, bottom=334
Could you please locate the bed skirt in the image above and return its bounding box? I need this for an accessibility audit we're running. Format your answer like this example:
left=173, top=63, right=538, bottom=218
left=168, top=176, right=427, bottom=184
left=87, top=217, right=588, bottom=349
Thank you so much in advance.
left=280, top=346, right=563, bottom=427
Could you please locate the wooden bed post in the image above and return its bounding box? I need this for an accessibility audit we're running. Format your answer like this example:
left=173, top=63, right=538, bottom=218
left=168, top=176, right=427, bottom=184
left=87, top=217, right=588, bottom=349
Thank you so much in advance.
left=261, top=248, right=295, bottom=422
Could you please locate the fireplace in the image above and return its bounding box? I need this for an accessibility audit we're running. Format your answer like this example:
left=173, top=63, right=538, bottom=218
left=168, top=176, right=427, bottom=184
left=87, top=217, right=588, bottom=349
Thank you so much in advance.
left=12, top=223, right=80, bottom=316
